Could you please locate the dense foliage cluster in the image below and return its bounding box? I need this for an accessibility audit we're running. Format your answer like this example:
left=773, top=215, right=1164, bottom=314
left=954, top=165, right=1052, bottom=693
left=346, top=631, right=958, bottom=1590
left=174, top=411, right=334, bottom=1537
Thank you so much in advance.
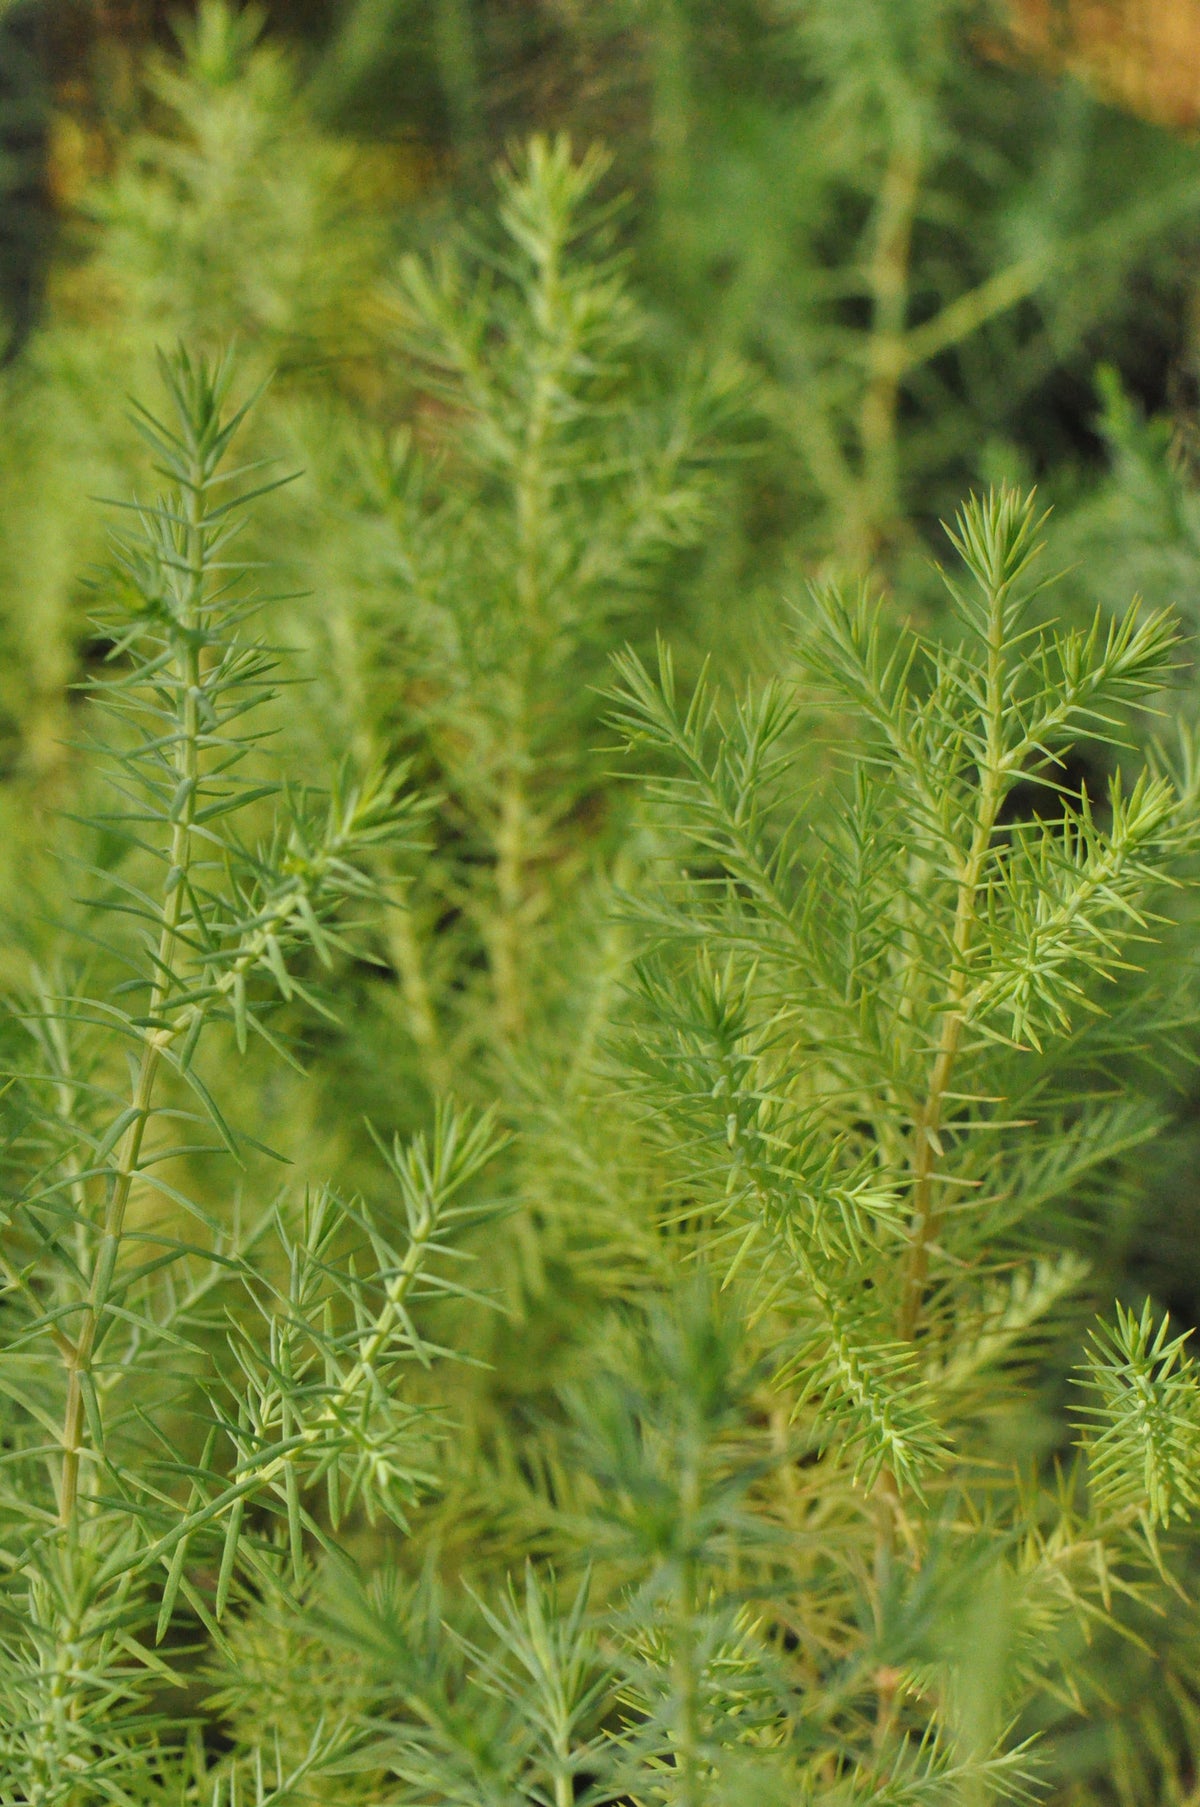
left=4, top=5, right=1200, bottom=1803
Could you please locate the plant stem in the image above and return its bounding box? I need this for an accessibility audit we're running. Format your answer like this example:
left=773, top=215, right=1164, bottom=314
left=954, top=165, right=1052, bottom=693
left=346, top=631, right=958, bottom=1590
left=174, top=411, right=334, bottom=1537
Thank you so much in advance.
left=491, top=759, right=530, bottom=1043
left=853, top=116, right=922, bottom=565
left=897, top=580, right=1007, bottom=1343
left=432, top=0, right=481, bottom=166
left=487, top=205, right=560, bottom=1048
left=28, top=1586, right=82, bottom=1806
left=323, top=591, right=449, bottom=1080
left=673, top=1452, right=702, bottom=1807
left=58, top=461, right=205, bottom=1529
left=552, top=1718, right=575, bottom=1807
left=385, top=890, right=451, bottom=1091
left=650, top=0, right=690, bottom=225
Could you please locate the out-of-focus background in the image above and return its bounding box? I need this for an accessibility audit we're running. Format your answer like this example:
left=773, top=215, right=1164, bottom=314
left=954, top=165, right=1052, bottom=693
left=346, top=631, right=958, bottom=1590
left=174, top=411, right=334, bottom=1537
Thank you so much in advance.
left=4, top=0, right=1200, bottom=1424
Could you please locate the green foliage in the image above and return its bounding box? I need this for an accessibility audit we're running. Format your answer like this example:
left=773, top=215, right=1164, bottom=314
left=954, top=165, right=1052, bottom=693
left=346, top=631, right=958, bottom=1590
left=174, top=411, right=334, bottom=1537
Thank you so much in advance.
left=6, top=358, right=1199, bottom=1799
left=5, top=5, right=1200, bottom=1803
left=579, top=490, right=1200, bottom=1805
left=294, top=130, right=738, bottom=1082
left=318, top=0, right=1200, bottom=576
left=0, top=348, right=507, bottom=1802
left=1077, top=1302, right=1200, bottom=1534
left=607, top=486, right=1192, bottom=1475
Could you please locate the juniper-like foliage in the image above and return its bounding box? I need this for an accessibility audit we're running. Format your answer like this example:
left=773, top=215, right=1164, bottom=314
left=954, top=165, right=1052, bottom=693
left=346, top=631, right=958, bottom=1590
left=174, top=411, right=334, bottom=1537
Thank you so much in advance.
left=0, top=349, right=507, bottom=1804
left=237, top=488, right=1200, bottom=1807
left=1, top=33, right=1200, bottom=1797
left=4, top=358, right=1200, bottom=1807
left=291, top=130, right=740, bottom=1087
left=575, top=486, right=1200, bottom=1804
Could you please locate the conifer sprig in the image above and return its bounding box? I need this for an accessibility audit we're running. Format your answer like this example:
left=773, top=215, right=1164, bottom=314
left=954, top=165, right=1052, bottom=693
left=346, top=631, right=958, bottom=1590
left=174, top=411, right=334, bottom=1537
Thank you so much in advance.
left=611, top=486, right=1190, bottom=1383
left=305, top=132, right=743, bottom=1072
left=0, top=349, right=507, bottom=1803
left=1075, top=1302, right=1200, bottom=1534
left=577, top=482, right=1200, bottom=1804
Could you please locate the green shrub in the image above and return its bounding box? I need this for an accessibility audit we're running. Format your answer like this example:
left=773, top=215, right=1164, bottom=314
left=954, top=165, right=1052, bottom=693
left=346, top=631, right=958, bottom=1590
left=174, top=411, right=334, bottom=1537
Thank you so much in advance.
left=2, top=347, right=1200, bottom=1802
left=3, top=9, right=1200, bottom=1800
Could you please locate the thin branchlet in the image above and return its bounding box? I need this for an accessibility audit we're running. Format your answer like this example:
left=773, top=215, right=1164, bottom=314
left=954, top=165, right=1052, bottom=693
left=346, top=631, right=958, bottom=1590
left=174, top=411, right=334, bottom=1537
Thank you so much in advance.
left=0, top=349, right=507, bottom=1802
left=599, top=481, right=1200, bottom=1803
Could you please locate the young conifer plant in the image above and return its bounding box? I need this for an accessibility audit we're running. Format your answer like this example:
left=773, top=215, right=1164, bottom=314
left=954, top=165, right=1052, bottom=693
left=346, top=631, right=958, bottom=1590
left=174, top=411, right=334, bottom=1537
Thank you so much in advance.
left=272, top=491, right=1200, bottom=1807
left=577, top=486, right=1200, bottom=1803
left=0, top=349, right=506, bottom=1804
left=332, top=489, right=1200, bottom=1807
left=296, top=130, right=739, bottom=1089
left=2, top=223, right=1200, bottom=1807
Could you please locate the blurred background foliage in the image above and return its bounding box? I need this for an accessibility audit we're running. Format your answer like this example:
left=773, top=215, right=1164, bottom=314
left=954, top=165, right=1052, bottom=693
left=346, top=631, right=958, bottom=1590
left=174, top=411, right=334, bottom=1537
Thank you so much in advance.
left=5, top=0, right=1200, bottom=1796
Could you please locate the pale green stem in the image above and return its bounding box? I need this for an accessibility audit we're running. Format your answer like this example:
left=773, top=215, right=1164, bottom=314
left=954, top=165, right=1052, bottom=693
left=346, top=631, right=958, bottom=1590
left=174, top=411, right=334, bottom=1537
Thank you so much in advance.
left=384, top=893, right=450, bottom=1090
left=322, top=597, right=449, bottom=1081
left=673, top=1457, right=702, bottom=1807
left=433, top=0, right=481, bottom=162
left=852, top=117, right=923, bottom=565
left=897, top=586, right=1007, bottom=1343
left=488, top=220, right=562, bottom=1046
left=552, top=1706, right=575, bottom=1807
left=566, top=858, right=633, bottom=1094
left=491, top=763, right=531, bottom=1044
left=58, top=467, right=206, bottom=1529
left=900, top=252, right=1050, bottom=374
left=28, top=1598, right=80, bottom=1806
left=651, top=0, right=690, bottom=220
